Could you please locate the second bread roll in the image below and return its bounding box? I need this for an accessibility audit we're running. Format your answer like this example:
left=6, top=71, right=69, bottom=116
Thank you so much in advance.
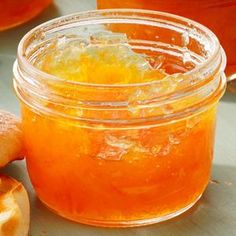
left=0, top=174, right=30, bottom=236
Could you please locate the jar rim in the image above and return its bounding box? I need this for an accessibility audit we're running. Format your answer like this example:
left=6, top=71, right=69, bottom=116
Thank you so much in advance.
left=14, top=9, right=226, bottom=124
left=17, top=8, right=224, bottom=89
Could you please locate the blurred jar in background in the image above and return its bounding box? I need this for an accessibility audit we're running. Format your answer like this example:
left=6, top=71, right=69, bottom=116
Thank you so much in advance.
left=97, top=0, right=236, bottom=78
left=0, top=0, right=52, bottom=31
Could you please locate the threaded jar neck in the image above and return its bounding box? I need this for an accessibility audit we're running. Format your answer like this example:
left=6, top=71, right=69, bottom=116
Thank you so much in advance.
left=13, top=9, right=226, bottom=125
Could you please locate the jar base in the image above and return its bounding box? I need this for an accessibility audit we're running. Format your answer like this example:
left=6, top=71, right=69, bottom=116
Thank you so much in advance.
left=38, top=194, right=202, bottom=228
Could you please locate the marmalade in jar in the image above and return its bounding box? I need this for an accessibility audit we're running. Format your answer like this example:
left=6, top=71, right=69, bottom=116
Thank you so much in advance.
left=14, top=10, right=226, bottom=227
left=22, top=33, right=216, bottom=224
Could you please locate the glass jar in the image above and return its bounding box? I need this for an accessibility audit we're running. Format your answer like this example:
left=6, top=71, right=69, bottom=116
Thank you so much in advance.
left=13, top=9, right=226, bottom=227
left=0, top=0, right=52, bottom=31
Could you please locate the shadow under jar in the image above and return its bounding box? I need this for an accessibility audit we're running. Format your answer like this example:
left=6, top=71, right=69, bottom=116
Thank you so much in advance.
left=13, top=10, right=226, bottom=227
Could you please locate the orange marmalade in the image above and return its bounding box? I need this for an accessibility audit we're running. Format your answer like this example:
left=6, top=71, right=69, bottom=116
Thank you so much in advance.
left=14, top=10, right=226, bottom=227
left=0, top=0, right=52, bottom=31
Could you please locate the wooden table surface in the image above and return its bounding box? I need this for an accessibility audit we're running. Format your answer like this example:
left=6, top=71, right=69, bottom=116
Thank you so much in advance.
left=0, top=0, right=236, bottom=235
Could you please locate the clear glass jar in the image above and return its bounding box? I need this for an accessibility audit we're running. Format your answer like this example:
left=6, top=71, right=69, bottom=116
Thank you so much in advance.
left=13, top=9, right=226, bottom=227
left=0, top=0, right=52, bottom=31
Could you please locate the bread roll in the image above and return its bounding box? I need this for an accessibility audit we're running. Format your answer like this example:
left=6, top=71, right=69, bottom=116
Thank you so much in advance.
left=0, top=110, right=23, bottom=168
left=0, top=174, right=30, bottom=236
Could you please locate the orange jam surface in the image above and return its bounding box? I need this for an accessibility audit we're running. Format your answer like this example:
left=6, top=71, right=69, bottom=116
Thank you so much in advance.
left=0, top=0, right=51, bottom=31
left=22, top=32, right=216, bottom=225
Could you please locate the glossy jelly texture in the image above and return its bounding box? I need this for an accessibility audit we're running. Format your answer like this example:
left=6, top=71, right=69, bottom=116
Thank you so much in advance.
left=35, top=34, right=167, bottom=84
left=22, top=106, right=216, bottom=225
left=21, top=35, right=217, bottom=226
left=97, top=0, right=236, bottom=76
left=0, top=0, right=51, bottom=31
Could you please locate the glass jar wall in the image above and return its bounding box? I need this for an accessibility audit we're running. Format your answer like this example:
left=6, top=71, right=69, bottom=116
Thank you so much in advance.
left=13, top=10, right=226, bottom=227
